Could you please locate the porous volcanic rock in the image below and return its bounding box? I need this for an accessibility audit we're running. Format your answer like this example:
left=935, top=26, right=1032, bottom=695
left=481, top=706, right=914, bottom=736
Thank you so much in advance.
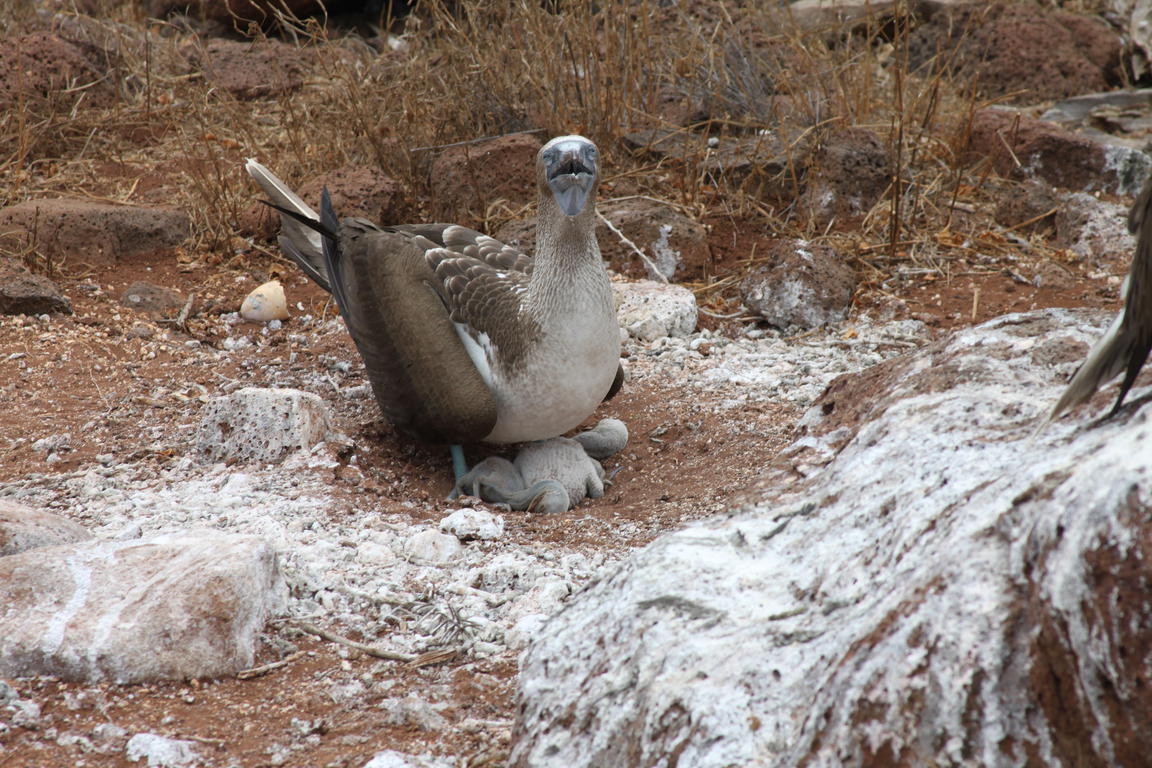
left=967, top=109, right=1150, bottom=196
left=908, top=4, right=1122, bottom=104
left=0, top=265, right=72, bottom=316
left=511, top=308, right=1152, bottom=768
left=430, top=133, right=544, bottom=223
left=0, top=33, right=115, bottom=110
left=993, top=179, right=1060, bottom=235
left=0, top=531, right=286, bottom=683
left=614, top=279, right=698, bottom=341
left=597, top=198, right=709, bottom=281
left=800, top=127, right=890, bottom=227
left=195, top=387, right=339, bottom=464
left=740, top=239, right=856, bottom=329
left=0, top=199, right=190, bottom=268
left=195, top=38, right=310, bottom=100
left=623, top=128, right=799, bottom=202
left=298, top=165, right=402, bottom=224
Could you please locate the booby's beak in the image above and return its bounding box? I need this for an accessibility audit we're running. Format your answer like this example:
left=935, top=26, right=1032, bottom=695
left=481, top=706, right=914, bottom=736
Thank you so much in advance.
left=543, top=137, right=598, bottom=217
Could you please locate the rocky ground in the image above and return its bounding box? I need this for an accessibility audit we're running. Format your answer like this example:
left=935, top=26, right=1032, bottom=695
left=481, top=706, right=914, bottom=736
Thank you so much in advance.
left=1, top=0, right=1150, bottom=767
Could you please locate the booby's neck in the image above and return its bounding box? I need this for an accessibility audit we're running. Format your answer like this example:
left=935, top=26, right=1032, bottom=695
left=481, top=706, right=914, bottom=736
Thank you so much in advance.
left=528, top=194, right=605, bottom=318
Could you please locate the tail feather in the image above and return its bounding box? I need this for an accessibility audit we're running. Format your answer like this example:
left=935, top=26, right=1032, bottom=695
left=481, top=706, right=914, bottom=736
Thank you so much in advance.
left=245, top=158, right=328, bottom=288
left=1047, top=176, right=1152, bottom=423
left=1047, top=308, right=1130, bottom=421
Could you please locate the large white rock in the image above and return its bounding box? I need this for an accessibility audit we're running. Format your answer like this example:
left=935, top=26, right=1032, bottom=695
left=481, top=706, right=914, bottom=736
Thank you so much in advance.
left=0, top=531, right=286, bottom=683
left=0, top=500, right=91, bottom=555
left=512, top=309, right=1152, bottom=768
left=195, top=386, right=336, bottom=463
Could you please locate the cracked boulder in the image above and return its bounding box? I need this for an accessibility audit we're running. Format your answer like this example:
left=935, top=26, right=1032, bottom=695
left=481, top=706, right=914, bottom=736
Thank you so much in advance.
left=0, top=531, right=286, bottom=683
left=0, top=199, right=190, bottom=268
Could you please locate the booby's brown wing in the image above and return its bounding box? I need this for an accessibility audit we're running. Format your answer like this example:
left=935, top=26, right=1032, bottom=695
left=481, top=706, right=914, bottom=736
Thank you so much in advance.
left=329, top=216, right=498, bottom=444
left=423, top=245, right=541, bottom=376
left=423, top=237, right=624, bottom=401
left=393, top=224, right=534, bottom=274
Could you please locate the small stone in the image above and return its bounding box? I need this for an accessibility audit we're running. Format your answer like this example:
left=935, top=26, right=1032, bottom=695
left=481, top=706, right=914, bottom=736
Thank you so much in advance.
left=240, top=280, right=289, bottom=322
left=506, top=613, right=549, bottom=651
left=92, top=722, right=129, bottom=745
left=9, top=700, right=40, bottom=730
left=30, top=433, right=70, bottom=455
left=403, top=530, right=462, bottom=565
left=126, top=322, right=156, bottom=339
left=439, top=508, right=505, bottom=541
left=615, top=280, right=698, bottom=342
left=0, top=270, right=72, bottom=316
left=119, top=282, right=185, bottom=315
left=376, top=695, right=449, bottom=732
left=125, top=733, right=200, bottom=767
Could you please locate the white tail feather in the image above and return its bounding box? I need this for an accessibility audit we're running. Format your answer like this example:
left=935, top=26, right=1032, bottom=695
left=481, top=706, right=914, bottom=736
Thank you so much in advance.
left=244, top=158, right=323, bottom=257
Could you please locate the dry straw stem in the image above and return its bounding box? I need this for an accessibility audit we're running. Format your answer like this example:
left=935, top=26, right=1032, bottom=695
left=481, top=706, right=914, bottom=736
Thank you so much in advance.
left=0, top=0, right=1003, bottom=299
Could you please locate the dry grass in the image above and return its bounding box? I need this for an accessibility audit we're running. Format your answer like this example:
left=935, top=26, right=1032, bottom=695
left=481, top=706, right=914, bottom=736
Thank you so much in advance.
left=0, top=0, right=1002, bottom=285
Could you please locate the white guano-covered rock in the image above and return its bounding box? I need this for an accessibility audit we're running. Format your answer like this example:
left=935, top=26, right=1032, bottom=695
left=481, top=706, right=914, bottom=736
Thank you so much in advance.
left=403, top=529, right=462, bottom=565
left=512, top=308, right=1152, bottom=768
left=125, top=732, right=200, bottom=767
left=195, top=386, right=336, bottom=463
left=615, top=280, right=697, bottom=341
left=0, top=531, right=286, bottom=683
left=362, top=750, right=454, bottom=768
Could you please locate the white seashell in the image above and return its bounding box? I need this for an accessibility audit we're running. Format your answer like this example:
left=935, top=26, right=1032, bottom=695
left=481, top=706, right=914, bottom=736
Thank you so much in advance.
left=240, top=280, right=289, bottom=322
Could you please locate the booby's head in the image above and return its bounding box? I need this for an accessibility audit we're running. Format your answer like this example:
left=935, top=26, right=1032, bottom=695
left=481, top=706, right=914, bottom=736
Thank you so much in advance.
left=539, top=135, right=599, bottom=217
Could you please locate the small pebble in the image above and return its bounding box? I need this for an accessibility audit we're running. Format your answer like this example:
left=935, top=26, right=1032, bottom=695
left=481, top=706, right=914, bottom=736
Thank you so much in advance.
left=439, top=508, right=505, bottom=541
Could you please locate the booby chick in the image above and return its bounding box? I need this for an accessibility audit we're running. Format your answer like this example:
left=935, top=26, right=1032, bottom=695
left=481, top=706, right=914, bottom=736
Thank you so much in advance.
left=245, top=136, right=625, bottom=509
left=1047, top=176, right=1152, bottom=422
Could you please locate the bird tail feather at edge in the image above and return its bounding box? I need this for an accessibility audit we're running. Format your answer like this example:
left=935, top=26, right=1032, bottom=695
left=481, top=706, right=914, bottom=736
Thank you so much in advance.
left=244, top=158, right=326, bottom=277
left=1045, top=309, right=1130, bottom=426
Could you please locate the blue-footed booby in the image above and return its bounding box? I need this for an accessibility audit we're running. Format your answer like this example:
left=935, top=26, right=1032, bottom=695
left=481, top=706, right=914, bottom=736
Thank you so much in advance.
left=1048, top=177, right=1152, bottom=421
left=245, top=136, right=625, bottom=505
